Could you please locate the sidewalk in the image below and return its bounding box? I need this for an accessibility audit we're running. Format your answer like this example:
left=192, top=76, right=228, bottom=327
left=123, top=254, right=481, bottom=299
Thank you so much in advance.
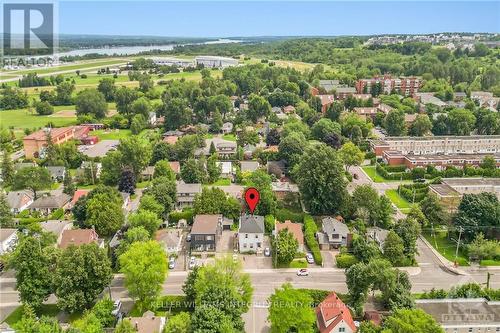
left=419, top=235, right=467, bottom=275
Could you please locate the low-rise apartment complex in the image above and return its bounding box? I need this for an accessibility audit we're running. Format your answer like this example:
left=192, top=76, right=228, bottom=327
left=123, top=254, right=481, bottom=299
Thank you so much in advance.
left=355, top=75, right=421, bottom=96
left=382, top=150, right=500, bottom=169
left=372, top=135, right=500, bottom=157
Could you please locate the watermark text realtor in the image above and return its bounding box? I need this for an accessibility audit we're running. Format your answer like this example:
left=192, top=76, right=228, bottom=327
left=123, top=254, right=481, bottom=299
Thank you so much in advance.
left=2, top=1, right=57, bottom=59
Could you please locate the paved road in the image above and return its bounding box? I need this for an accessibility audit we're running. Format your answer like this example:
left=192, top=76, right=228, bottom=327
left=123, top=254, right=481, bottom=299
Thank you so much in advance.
left=2, top=265, right=499, bottom=326
left=0, top=60, right=130, bottom=83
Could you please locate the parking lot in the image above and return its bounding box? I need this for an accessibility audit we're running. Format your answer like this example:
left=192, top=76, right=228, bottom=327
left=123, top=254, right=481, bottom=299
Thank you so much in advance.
left=78, top=140, right=119, bottom=157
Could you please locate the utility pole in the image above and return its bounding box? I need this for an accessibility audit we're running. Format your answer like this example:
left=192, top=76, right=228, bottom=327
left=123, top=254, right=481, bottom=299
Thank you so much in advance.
left=454, top=227, right=463, bottom=266
left=486, top=272, right=491, bottom=289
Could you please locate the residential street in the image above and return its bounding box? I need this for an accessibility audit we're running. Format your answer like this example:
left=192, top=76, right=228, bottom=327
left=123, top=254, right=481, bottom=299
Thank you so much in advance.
left=2, top=259, right=499, bottom=327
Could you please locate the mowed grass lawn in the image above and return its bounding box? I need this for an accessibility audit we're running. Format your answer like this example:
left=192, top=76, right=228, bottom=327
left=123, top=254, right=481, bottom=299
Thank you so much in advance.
left=423, top=231, right=469, bottom=266
left=385, top=189, right=412, bottom=211
left=1, top=103, right=116, bottom=130
left=361, top=166, right=386, bottom=183
left=3, top=304, right=83, bottom=326
left=0, top=107, right=77, bottom=129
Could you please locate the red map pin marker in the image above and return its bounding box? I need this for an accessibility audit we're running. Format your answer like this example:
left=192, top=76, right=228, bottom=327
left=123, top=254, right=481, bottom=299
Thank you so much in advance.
left=244, top=187, right=260, bottom=214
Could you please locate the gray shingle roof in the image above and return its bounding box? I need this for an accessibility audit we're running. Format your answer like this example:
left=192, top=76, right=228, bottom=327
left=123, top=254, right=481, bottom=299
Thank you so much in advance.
left=46, top=166, right=66, bottom=178
left=6, top=190, right=33, bottom=209
left=322, top=217, right=349, bottom=237
left=29, top=194, right=71, bottom=209
left=240, top=161, right=260, bottom=172
left=239, top=215, right=265, bottom=234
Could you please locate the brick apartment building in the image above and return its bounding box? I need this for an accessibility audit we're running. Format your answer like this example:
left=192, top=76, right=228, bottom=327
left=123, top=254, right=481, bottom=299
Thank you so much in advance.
left=371, top=135, right=500, bottom=157
left=355, top=74, right=421, bottom=96
left=382, top=150, right=500, bottom=169
left=23, top=127, right=76, bottom=159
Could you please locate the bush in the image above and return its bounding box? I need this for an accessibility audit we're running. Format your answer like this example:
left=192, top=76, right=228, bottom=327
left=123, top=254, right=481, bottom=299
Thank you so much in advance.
left=264, top=215, right=275, bottom=234
left=168, top=209, right=194, bottom=225
left=49, top=208, right=64, bottom=220
left=335, top=253, right=358, bottom=268
left=276, top=208, right=303, bottom=223
left=303, top=215, right=322, bottom=265
left=365, top=151, right=376, bottom=160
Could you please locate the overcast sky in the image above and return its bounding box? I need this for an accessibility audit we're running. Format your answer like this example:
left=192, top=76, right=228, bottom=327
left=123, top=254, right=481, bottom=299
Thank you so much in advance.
left=58, top=1, right=500, bottom=37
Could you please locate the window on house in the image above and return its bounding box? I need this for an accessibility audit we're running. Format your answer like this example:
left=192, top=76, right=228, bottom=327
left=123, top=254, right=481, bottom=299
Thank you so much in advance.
left=245, top=234, right=248, bottom=238
left=339, top=328, right=346, bottom=333
left=255, top=235, right=258, bottom=238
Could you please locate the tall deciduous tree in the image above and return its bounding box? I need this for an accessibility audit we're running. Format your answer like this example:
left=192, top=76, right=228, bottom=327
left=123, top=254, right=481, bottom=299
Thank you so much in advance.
left=11, top=235, right=54, bottom=309
left=268, top=283, right=315, bottom=333
left=54, top=244, right=112, bottom=313
left=384, top=109, right=406, bottom=136
left=12, top=166, right=52, bottom=199
left=128, top=210, right=162, bottom=236
left=247, top=93, right=271, bottom=122
left=119, top=241, right=167, bottom=312
left=85, top=192, right=124, bottom=236
left=193, top=256, right=253, bottom=332
left=164, top=312, right=191, bottom=333
left=278, top=132, right=307, bottom=168
left=409, top=114, right=432, bottom=136
left=274, top=229, right=298, bottom=265
left=293, top=144, right=348, bottom=215
left=97, top=78, right=116, bottom=102
left=383, top=231, right=406, bottom=266
left=383, top=309, right=444, bottom=333
left=339, top=142, right=364, bottom=171
left=163, top=97, right=193, bottom=130
left=75, top=89, right=108, bottom=119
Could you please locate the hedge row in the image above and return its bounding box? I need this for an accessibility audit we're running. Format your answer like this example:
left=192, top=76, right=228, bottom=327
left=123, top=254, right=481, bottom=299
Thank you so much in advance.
left=376, top=164, right=412, bottom=180
left=335, top=253, right=359, bottom=268
left=303, top=215, right=322, bottom=265
left=384, top=164, right=407, bottom=173
left=398, top=184, right=429, bottom=203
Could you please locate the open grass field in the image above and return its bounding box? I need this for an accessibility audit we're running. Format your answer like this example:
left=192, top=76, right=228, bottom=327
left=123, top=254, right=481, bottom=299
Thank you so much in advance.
left=0, top=107, right=77, bottom=130
left=423, top=231, right=469, bottom=266
left=1, top=103, right=117, bottom=130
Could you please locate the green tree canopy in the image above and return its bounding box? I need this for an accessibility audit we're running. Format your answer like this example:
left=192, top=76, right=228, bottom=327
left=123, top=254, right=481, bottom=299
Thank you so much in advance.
left=119, top=241, right=167, bottom=312
left=268, top=283, right=315, bottom=333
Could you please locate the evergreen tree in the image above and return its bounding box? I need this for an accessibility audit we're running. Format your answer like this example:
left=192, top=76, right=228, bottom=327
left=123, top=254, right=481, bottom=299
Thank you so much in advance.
left=0, top=192, right=14, bottom=227
left=63, top=171, right=76, bottom=197
left=1, top=150, right=14, bottom=186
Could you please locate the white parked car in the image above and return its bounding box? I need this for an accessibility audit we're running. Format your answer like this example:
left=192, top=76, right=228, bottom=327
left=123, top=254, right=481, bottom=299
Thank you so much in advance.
left=168, top=257, right=176, bottom=269
left=188, top=256, right=196, bottom=269
left=111, top=300, right=122, bottom=317
left=264, top=247, right=271, bottom=257
left=297, top=268, right=309, bottom=276
left=306, top=253, right=314, bottom=264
